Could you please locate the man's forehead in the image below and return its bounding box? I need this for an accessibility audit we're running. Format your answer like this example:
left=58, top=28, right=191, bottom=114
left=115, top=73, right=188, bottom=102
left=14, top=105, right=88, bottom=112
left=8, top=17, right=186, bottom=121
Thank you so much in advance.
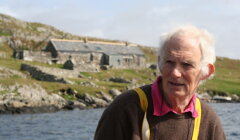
left=165, top=50, right=199, bottom=60
left=164, top=39, right=202, bottom=62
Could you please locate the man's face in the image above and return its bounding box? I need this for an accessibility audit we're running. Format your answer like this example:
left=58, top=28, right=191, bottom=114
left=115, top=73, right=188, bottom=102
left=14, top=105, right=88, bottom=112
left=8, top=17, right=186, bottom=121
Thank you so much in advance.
left=160, top=37, right=203, bottom=99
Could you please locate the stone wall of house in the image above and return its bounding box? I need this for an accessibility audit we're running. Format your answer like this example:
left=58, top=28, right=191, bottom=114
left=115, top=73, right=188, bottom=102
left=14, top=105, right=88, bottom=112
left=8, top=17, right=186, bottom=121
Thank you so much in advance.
left=138, top=56, right=146, bottom=67
left=58, top=52, right=88, bottom=64
left=113, top=55, right=146, bottom=68
left=19, top=49, right=146, bottom=69
left=23, top=51, right=52, bottom=63
left=91, top=52, right=104, bottom=64
left=58, top=52, right=103, bottom=65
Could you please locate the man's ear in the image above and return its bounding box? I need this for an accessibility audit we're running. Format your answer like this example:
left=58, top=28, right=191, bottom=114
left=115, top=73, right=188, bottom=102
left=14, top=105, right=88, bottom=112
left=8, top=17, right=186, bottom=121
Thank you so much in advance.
left=201, top=64, right=215, bottom=80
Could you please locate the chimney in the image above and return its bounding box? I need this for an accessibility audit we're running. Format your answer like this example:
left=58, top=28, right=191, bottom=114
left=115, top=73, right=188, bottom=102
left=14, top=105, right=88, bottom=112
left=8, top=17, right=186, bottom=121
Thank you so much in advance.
left=84, top=37, right=88, bottom=43
left=125, top=41, right=129, bottom=46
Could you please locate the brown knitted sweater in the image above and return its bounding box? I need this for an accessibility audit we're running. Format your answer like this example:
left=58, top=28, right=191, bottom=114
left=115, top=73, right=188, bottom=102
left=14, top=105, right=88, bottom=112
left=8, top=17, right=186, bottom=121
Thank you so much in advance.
left=94, top=85, right=226, bottom=140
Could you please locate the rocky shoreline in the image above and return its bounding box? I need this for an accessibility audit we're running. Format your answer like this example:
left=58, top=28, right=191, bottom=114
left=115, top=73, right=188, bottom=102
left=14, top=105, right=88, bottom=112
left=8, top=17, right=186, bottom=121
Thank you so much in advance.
left=0, top=65, right=239, bottom=114
left=0, top=82, right=239, bottom=114
left=0, top=82, right=123, bottom=114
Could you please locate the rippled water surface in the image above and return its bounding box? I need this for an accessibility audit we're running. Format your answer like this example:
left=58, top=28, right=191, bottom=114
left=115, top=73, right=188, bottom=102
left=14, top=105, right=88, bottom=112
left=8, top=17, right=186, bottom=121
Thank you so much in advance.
left=0, top=103, right=239, bottom=140
left=209, top=103, right=240, bottom=140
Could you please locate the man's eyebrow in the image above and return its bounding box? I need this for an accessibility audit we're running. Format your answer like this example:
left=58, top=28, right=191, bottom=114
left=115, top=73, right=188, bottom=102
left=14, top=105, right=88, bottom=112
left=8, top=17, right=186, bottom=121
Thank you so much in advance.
left=183, top=60, right=194, bottom=64
left=182, top=60, right=198, bottom=66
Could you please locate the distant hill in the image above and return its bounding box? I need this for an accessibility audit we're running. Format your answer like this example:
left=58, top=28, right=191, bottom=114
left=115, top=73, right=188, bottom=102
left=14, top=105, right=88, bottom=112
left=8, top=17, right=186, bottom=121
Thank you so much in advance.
left=0, top=13, right=154, bottom=53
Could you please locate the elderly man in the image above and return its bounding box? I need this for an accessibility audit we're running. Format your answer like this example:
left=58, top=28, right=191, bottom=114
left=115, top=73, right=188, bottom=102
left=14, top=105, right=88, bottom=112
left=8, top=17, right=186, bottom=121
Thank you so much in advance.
left=94, top=25, right=226, bottom=140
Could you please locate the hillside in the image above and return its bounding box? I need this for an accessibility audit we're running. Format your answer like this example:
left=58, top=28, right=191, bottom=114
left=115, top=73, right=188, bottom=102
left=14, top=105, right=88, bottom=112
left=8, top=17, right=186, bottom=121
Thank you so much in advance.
left=0, top=13, right=240, bottom=96
left=0, top=13, right=239, bottom=113
left=0, top=13, right=146, bottom=51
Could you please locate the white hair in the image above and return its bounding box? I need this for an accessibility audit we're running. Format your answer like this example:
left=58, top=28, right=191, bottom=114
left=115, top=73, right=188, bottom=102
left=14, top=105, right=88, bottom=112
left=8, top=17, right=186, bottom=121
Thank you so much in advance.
left=158, top=25, right=216, bottom=79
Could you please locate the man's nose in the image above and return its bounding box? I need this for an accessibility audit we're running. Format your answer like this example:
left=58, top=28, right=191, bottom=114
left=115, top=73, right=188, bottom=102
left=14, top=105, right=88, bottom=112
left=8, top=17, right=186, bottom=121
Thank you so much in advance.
left=171, top=67, right=182, bottom=78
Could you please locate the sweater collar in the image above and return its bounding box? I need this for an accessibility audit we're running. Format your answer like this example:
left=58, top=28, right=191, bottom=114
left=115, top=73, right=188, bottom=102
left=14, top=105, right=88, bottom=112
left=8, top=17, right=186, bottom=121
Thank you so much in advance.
left=151, top=76, right=198, bottom=118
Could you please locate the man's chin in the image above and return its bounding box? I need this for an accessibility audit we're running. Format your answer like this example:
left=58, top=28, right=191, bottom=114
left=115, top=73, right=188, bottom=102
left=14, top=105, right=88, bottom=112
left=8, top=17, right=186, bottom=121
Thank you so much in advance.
left=167, top=90, right=186, bottom=97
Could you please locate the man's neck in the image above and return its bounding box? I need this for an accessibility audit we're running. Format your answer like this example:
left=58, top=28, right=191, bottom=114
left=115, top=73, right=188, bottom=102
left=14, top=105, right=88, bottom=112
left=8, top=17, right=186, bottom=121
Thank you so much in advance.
left=163, top=94, right=194, bottom=114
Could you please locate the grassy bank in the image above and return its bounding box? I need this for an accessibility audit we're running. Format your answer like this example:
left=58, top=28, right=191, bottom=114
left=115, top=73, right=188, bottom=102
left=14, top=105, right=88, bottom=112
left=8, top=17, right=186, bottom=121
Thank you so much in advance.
left=199, top=57, right=240, bottom=96
left=0, top=43, right=240, bottom=99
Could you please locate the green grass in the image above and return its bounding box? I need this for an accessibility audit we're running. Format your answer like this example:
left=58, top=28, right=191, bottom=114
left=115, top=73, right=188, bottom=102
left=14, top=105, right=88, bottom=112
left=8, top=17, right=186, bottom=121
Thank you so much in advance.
left=0, top=31, right=11, bottom=36
left=0, top=90, right=9, bottom=95
left=0, top=43, right=13, bottom=57
left=203, top=78, right=240, bottom=95
left=0, top=58, right=22, bottom=70
left=80, top=69, right=155, bottom=84
left=198, top=57, right=240, bottom=95
left=1, top=42, right=240, bottom=98
left=62, top=94, right=76, bottom=100
left=96, top=81, right=128, bottom=90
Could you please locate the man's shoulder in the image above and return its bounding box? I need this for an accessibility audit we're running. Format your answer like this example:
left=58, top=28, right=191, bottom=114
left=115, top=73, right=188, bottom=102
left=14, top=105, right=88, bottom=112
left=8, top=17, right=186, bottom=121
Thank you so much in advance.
left=106, top=84, right=152, bottom=111
left=115, top=84, right=151, bottom=103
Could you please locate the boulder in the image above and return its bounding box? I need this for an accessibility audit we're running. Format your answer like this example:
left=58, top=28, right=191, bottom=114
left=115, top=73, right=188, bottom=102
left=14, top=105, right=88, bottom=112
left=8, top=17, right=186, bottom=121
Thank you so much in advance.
left=109, top=77, right=131, bottom=83
left=79, top=93, right=108, bottom=107
left=80, top=81, right=99, bottom=88
left=96, top=91, right=113, bottom=103
left=64, top=100, right=86, bottom=110
left=109, top=89, right=122, bottom=98
left=149, top=64, right=157, bottom=70
left=100, top=65, right=109, bottom=70
left=212, top=95, right=232, bottom=102
left=66, top=88, right=78, bottom=95
left=0, top=83, right=67, bottom=114
left=231, top=94, right=239, bottom=101
left=197, top=93, right=212, bottom=102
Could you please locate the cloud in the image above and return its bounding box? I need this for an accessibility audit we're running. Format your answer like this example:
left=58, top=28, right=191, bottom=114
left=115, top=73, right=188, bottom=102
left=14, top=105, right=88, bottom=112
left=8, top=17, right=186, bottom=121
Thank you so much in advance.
left=0, top=0, right=240, bottom=59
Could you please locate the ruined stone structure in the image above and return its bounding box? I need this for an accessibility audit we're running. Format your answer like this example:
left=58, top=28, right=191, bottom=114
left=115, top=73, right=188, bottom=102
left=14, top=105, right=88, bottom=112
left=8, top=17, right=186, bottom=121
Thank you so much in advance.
left=21, top=50, right=51, bottom=63
left=16, top=39, right=146, bottom=71
left=43, top=39, right=146, bottom=69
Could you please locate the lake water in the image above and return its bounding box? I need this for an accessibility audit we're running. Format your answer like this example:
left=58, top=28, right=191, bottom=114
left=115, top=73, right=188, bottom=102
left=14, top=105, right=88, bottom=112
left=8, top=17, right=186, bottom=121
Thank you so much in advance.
left=0, top=103, right=239, bottom=140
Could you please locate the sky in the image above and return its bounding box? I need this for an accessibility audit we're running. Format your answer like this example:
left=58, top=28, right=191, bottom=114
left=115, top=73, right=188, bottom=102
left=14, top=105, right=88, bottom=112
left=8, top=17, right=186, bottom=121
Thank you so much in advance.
left=0, top=0, right=240, bottom=60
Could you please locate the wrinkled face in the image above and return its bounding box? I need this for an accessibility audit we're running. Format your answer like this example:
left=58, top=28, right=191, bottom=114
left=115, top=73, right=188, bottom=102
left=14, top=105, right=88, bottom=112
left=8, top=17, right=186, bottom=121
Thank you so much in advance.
left=160, top=37, right=203, bottom=99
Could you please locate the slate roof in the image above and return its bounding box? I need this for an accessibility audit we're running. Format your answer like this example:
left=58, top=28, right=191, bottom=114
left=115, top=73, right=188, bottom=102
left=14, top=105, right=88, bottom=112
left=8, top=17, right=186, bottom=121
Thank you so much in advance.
left=49, top=39, right=144, bottom=56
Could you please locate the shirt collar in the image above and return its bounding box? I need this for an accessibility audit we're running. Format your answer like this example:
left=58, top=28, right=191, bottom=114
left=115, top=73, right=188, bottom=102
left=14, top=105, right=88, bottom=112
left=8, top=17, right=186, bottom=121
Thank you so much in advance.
left=151, top=76, right=198, bottom=118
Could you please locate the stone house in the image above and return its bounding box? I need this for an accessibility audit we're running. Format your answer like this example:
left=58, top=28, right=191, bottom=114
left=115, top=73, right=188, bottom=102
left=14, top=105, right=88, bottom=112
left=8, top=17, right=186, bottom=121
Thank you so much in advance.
left=43, top=39, right=146, bottom=69
left=14, top=50, right=52, bottom=63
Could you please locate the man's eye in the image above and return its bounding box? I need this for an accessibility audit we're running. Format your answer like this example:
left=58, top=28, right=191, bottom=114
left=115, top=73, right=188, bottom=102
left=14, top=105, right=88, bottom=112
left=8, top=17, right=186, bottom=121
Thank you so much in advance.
left=166, top=60, right=173, bottom=64
left=183, top=63, right=193, bottom=67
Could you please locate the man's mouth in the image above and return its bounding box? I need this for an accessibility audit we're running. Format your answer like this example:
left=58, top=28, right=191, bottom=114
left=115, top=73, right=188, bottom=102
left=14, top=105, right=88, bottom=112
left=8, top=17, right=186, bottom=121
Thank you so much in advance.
left=169, top=81, right=184, bottom=86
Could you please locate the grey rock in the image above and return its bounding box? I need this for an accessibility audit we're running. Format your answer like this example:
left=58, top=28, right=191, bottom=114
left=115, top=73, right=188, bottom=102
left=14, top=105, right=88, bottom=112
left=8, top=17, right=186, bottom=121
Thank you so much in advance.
left=149, top=64, right=157, bottom=70
left=109, top=89, right=122, bottom=98
left=96, top=91, right=113, bottom=103
left=231, top=94, right=239, bottom=101
left=100, top=65, right=109, bottom=70
left=0, top=66, right=26, bottom=78
left=109, top=77, right=131, bottom=83
left=197, top=93, right=212, bottom=102
left=80, top=81, right=99, bottom=88
left=0, top=83, right=67, bottom=114
left=79, top=93, right=108, bottom=107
